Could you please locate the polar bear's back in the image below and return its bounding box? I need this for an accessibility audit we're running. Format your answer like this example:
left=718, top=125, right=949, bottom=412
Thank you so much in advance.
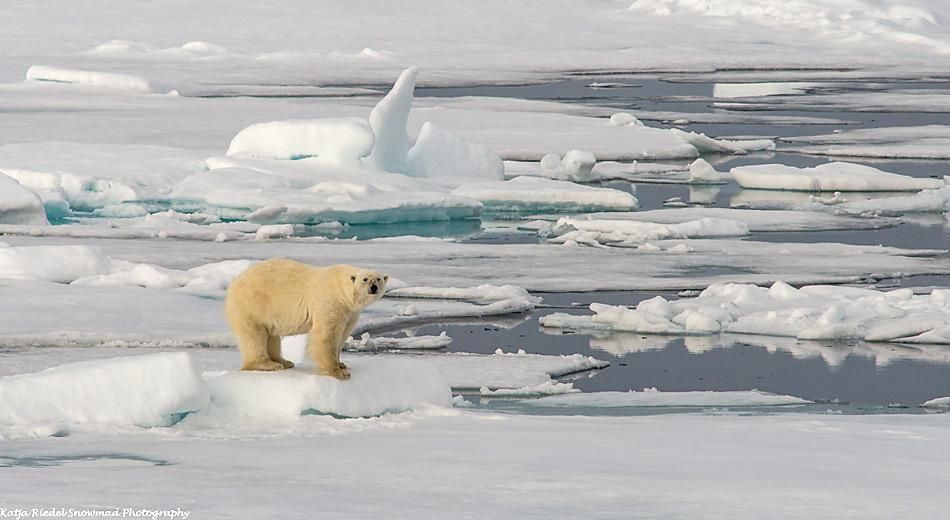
left=225, top=259, right=357, bottom=336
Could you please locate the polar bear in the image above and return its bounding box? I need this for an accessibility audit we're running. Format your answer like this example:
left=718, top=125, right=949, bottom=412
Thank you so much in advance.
left=225, top=259, right=388, bottom=379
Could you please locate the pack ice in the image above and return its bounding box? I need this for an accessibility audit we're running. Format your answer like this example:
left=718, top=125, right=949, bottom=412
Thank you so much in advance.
left=731, top=162, right=943, bottom=192
left=0, top=352, right=452, bottom=436
left=541, top=281, right=950, bottom=344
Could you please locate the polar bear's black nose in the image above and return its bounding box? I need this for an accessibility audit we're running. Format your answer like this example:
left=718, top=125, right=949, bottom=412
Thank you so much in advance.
left=370, top=284, right=379, bottom=294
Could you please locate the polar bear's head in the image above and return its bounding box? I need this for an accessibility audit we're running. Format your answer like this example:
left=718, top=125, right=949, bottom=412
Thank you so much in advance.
left=349, top=269, right=388, bottom=307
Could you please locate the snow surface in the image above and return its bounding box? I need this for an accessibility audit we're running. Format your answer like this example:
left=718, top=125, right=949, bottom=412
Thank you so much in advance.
left=542, top=281, right=950, bottom=344
left=731, top=162, right=944, bottom=192
left=0, top=353, right=208, bottom=434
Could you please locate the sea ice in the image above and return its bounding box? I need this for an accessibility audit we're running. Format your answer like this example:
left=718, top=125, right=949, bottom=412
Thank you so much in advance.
left=546, top=216, right=749, bottom=246
left=0, top=352, right=208, bottom=434
left=451, top=176, right=638, bottom=213
left=365, top=66, right=417, bottom=173
left=541, top=281, right=950, bottom=344
left=731, top=162, right=944, bottom=192
left=580, top=207, right=897, bottom=232
left=786, top=125, right=950, bottom=160
left=26, top=65, right=152, bottom=92
left=204, top=358, right=451, bottom=419
left=406, top=122, right=505, bottom=181
left=226, top=118, right=375, bottom=163
left=0, top=174, right=48, bottom=225
left=526, top=388, right=811, bottom=408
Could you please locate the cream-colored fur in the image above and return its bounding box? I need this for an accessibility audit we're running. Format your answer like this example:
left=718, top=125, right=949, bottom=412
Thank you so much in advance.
left=225, top=258, right=388, bottom=379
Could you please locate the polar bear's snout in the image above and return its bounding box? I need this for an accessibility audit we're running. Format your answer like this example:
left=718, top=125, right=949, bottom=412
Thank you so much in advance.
left=370, top=283, right=379, bottom=294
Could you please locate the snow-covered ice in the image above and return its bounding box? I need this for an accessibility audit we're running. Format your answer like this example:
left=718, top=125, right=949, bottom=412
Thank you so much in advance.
left=786, top=125, right=950, bottom=159
left=0, top=352, right=208, bottom=436
left=731, top=162, right=944, bottom=192
left=542, top=281, right=950, bottom=344
left=226, top=118, right=375, bottom=162
left=204, top=358, right=451, bottom=419
left=26, top=65, right=153, bottom=92
left=451, top=176, right=638, bottom=213
left=0, top=174, right=48, bottom=225
left=581, top=207, right=898, bottom=232
left=546, top=215, right=750, bottom=247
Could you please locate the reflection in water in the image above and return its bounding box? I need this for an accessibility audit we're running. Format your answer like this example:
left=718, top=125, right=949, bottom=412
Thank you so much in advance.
left=583, top=330, right=950, bottom=369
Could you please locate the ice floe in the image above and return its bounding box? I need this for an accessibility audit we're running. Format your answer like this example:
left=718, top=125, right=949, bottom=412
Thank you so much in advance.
left=0, top=352, right=208, bottom=435
left=541, top=281, right=950, bottom=344
left=26, top=65, right=153, bottom=92
left=731, top=162, right=943, bottom=192
left=546, top=216, right=749, bottom=246
left=0, top=174, right=48, bottom=225
left=451, top=176, right=638, bottom=213
left=378, top=349, right=608, bottom=392
left=226, top=118, right=375, bottom=162
left=579, top=207, right=898, bottom=232
left=786, top=125, right=950, bottom=160
left=526, top=388, right=811, bottom=408
left=204, top=358, right=451, bottom=419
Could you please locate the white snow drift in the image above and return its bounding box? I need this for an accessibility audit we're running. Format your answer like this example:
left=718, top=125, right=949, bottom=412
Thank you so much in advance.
left=0, top=174, right=48, bottom=225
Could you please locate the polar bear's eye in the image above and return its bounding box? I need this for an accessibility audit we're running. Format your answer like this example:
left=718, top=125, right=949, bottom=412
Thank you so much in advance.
left=350, top=275, right=356, bottom=282
left=363, top=277, right=368, bottom=282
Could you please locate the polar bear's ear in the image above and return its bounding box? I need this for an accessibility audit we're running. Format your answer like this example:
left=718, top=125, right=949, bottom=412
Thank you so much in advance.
left=350, top=275, right=356, bottom=282
left=384, top=275, right=389, bottom=281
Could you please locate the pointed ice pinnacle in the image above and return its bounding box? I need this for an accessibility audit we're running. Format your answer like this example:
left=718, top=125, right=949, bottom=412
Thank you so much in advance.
left=364, top=67, right=418, bottom=174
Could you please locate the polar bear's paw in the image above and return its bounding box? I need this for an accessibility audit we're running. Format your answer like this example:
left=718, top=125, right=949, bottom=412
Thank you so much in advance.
left=321, top=366, right=352, bottom=380
left=338, top=361, right=348, bottom=370
left=278, top=359, right=295, bottom=369
left=242, top=360, right=287, bottom=372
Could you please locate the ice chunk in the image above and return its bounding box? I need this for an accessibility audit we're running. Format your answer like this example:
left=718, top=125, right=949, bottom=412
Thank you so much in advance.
left=345, top=332, right=452, bottom=351
left=371, top=351, right=608, bottom=391
left=527, top=389, right=811, bottom=408
left=671, top=128, right=775, bottom=154
left=365, top=67, right=418, bottom=173
left=0, top=245, right=115, bottom=283
left=451, top=176, right=637, bottom=212
left=542, top=281, right=950, bottom=344
left=407, top=122, right=504, bottom=180
left=609, top=112, right=644, bottom=127
left=0, top=174, right=48, bottom=225
left=386, top=284, right=542, bottom=305
left=226, top=118, right=374, bottom=163
left=479, top=381, right=578, bottom=396
left=731, top=162, right=943, bottom=192
left=26, top=65, right=152, bottom=92
left=688, top=158, right=730, bottom=183
left=205, top=358, right=451, bottom=418
left=0, top=352, right=209, bottom=432
left=547, top=216, right=749, bottom=246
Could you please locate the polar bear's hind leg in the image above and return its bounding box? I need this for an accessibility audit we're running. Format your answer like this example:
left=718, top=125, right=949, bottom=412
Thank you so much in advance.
left=235, top=321, right=284, bottom=371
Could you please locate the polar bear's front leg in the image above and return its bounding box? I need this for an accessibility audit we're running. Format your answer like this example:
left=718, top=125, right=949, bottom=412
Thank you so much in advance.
left=308, top=325, right=351, bottom=380
left=337, top=314, right=360, bottom=370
